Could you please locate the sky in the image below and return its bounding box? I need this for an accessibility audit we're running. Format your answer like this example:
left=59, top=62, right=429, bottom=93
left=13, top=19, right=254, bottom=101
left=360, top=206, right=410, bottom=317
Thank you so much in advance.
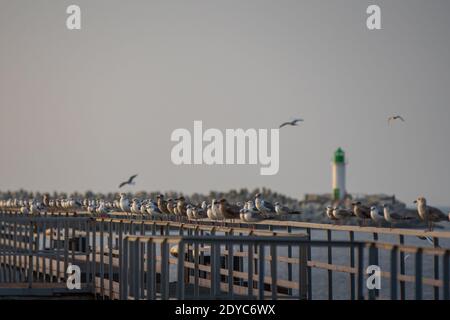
left=0, top=0, right=449, bottom=205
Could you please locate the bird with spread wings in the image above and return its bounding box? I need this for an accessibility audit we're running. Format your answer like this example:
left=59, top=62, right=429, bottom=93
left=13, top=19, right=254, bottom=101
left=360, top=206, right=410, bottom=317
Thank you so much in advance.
left=118, top=174, right=138, bottom=188
left=279, top=118, right=303, bottom=129
left=388, top=115, right=405, bottom=125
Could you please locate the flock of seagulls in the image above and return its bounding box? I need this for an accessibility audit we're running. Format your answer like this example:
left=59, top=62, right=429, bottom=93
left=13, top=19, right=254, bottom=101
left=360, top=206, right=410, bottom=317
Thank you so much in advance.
left=1, top=193, right=448, bottom=231
left=0, top=193, right=301, bottom=225
left=325, top=197, right=450, bottom=231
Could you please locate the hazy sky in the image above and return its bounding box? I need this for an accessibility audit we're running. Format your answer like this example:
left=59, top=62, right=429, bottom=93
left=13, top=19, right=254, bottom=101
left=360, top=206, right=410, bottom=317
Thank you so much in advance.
left=1, top=1, right=449, bottom=205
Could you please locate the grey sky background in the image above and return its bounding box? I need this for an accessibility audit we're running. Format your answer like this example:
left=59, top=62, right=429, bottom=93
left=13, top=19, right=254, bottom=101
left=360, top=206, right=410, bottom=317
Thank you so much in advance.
left=0, top=0, right=449, bottom=205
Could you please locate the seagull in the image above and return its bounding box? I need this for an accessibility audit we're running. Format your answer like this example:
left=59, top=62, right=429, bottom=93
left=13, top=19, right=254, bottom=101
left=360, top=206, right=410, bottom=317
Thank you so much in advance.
left=326, top=206, right=338, bottom=223
left=254, top=193, right=276, bottom=217
left=274, top=202, right=301, bottom=218
left=382, top=204, right=413, bottom=228
left=157, top=194, right=170, bottom=215
left=352, top=201, right=371, bottom=226
left=206, top=204, right=214, bottom=220
left=176, top=197, right=187, bottom=218
left=218, top=199, right=241, bottom=220
left=166, top=198, right=176, bottom=215
left=119, top=193, right=130, bottom=213
left=211, top=199, right=223, bottom=220
left=146, top=201, right=163, bottom=220
left=332, top=206, right=353, bottom=223
left=279, top=118, right=304, bottom=129
left=29, top=201, right=40, bottom=215
left=96, top=201, right=111, bottom=217
left=130, top=198, right=141, bottom=215
left=240, top=201, right=264, bottom=224
left=370, top=206, right=384, bottom=227
left=388, top=115, right=405, bottom=125
left=20, top=205, right=29, bottom=215
left=186, top=204, right=195, bottom=220
left=192, top=205, right=206, bottom=220
left=118, top=174, right=138, bottom=188
left=414, top=196, right=449, bottom=231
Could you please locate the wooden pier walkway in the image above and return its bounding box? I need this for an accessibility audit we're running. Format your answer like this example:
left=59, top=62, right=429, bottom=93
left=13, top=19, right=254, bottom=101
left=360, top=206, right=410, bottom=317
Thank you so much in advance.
left=0, top=210, right=450, bottom=300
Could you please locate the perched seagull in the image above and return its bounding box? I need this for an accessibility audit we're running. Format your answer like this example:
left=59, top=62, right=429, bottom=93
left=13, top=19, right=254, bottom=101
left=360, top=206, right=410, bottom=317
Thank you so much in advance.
left=211, top=199, right=223, bottom=220
left=166, top=198, right=176, bottom=215
left=176, top=197, right=187, bottom=218
left=352, top=202, right=371, bottom=226
left=118, top=174, right=138, bottom=188
left=414, top=196, right=449, bottom=231
left=29, top=201, right=40, bottom=215
left=192, top=205, right=206, bottom=220
left=326, top=206, right=338, bottom=223
left=206, top=204, right=214, bottom=220
left=240, top=201, right=264, bottom=224
left=370, top=206, right=384, bottom=227
left=119, top=193, right=130, bottom=213
left=146, top=201, right=163, bottom=220
left=96, top=202, right=111, bottom=217
left=388, top=115, right=405, bottom=125
left=186, top=205, right=194, bottom=220
left=254, top=193, right=276, bottom=217
left=140, top=201, right=148, bottom=215
left=218, top=199, right=241, bottom=220
left=130, top=198, right=141, bottom=215
left=332, top=206, right=353, bottom=223
left=157, top=195, right=170, bottom=215
left=274, top=202, right=301, bottom=217
left=279, top=118, right=304, bottom=129
left=382, top=204, right=413, bottom=228
left=20, top=205, right=29, bottom=215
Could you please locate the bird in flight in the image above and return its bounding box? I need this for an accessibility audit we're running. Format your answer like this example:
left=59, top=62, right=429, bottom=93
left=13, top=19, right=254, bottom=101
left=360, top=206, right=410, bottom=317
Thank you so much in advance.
left=388, top=115, right=405, bottom=125
left=279, top=118, right=303, bottom=129
left=118, top=174, right=138, bottom=188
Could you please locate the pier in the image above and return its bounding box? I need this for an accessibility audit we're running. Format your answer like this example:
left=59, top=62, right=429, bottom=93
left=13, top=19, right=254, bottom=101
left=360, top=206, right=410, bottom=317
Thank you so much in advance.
left=0, top=210, right=449, bottom=300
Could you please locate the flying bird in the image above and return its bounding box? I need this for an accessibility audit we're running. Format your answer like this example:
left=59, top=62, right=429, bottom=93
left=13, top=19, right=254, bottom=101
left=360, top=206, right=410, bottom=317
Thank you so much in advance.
left=388, top=115, right=405, bottom=125
left=279, top=118, right=304, bottom=129
left=118, top=174, right=138, bottom=188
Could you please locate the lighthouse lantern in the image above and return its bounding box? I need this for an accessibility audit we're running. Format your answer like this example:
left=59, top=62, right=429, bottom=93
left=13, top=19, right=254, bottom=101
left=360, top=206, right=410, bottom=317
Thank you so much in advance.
left=332, top=148, right=346, bottom=201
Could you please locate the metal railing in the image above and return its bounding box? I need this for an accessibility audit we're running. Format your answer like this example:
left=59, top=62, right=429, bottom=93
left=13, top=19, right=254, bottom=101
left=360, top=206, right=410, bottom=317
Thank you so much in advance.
left=0, top=210, right=450, bottom=300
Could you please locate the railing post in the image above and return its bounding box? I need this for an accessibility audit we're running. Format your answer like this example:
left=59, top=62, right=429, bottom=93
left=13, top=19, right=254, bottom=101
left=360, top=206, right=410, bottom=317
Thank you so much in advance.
left=415, top=248, right=423, bottom=300
left=433, top=237, right=440, bottom=300
left=327, top=229, right=333, bottom=300
left=399, top=235, right=406, bottom=300
left=368, top=243, right=377, bottom=300
left=28, top=221, right=33, bottom=288
left=287, top=226, right=293, bottom=296
left=248, top=243, right=254, bottom=297
left=444, top=250, right=449, bottom=300
left=357, top=243, right=364, bottom=300
left=349, top=231, right=355, bottom=300
left=306, top=228, right=312, bottom=300
left=390, top=246, right=398, bottom=300
left=120, top=237, right=128, bottom=300
left=258, top=243, right=265, bottom=300
left=270, top=244, right=277, bottom=300
left=146, top=239, right=156, bottom=300
left=298, top=244, right=308, bottom=300
left=176, top=240, right=185, bottom=300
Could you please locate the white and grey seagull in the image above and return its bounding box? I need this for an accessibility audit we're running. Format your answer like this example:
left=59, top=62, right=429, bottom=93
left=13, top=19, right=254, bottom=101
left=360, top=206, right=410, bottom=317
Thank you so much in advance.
left=414, top=196, right=449, bottom=231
